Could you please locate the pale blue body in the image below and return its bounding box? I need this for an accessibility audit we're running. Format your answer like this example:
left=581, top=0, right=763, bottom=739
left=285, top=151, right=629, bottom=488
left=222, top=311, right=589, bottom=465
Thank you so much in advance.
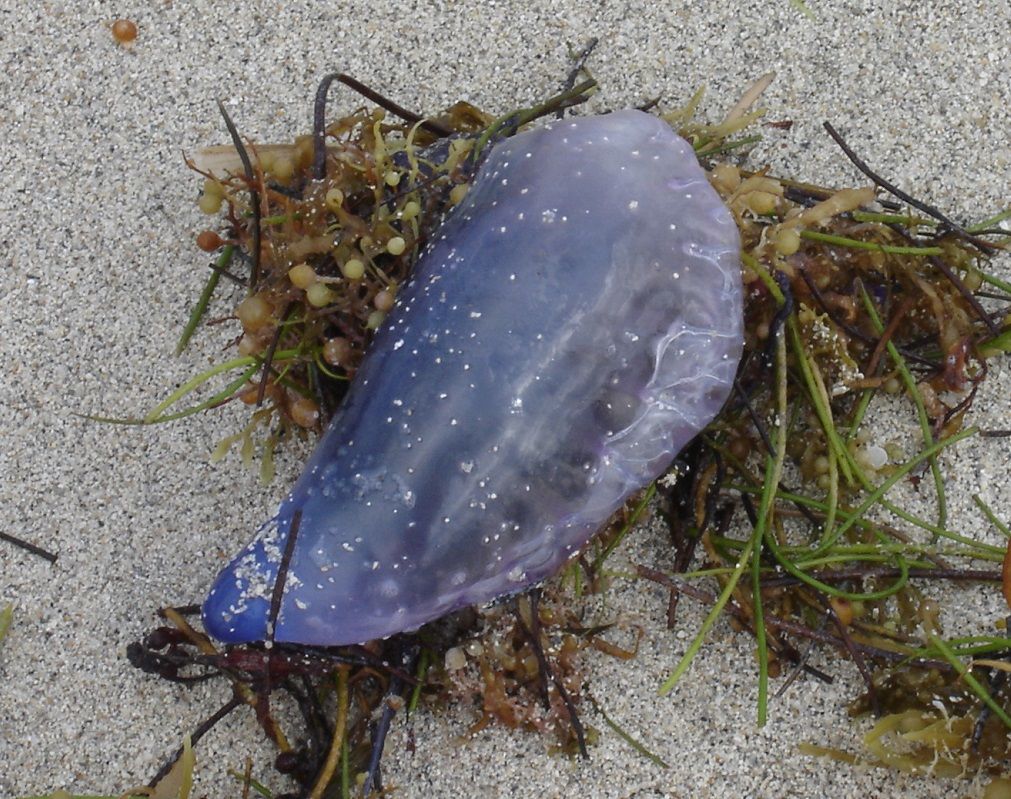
left=203, top=110, right=743, bottom=646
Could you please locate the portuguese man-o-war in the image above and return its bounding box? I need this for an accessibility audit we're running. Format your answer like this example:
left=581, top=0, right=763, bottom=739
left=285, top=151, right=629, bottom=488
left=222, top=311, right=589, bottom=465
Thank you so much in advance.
left=202, top=109, right=744, bottom=646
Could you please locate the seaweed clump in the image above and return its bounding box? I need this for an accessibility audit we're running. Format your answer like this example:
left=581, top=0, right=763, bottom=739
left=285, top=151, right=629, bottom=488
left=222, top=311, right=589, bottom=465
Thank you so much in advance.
left=123, top=584, right=612, bottom=797
left=116, top=57, right=1011, bottom=798
left=167, top=78, right=492, bottom=479
left=119, top=71, right=616, bottom=798
left=159, top=73, right=593, bottom=481
left=636, top=79, right=1011, bottom=789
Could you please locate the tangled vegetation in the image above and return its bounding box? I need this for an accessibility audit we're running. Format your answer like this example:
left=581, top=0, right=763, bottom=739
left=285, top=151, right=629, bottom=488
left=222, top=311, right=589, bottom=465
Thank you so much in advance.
left=50, top=48, right=1011, bottom=799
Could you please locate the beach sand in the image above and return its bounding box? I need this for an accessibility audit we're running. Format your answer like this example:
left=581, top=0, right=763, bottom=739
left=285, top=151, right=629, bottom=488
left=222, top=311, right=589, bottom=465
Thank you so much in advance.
left=2, top=2, right=1010, bottom=797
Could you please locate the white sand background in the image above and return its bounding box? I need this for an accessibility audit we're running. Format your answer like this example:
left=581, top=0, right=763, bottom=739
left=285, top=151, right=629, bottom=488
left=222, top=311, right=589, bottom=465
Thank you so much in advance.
left=2, top=1, right=1010, bottom=797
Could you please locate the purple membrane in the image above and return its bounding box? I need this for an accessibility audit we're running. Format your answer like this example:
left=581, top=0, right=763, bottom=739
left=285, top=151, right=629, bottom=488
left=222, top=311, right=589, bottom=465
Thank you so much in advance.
left=203, top=110, right=743, bottom=646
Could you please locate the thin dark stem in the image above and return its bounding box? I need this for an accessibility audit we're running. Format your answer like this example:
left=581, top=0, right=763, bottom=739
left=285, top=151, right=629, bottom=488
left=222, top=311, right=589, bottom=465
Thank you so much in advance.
left=973, top=614, right=1011, bottom=751
left=361, top=691, right=395, bottom=798
left=312, top=73, right=340, bottom=181
left=797, top=268, right=935, bottom=369
left=268, top=510, right=303, bottom=645
left=255, top=509, right=303, bottom=739
left=256, top=302, right=293, bottom=407
left=743, top=169, right=903, bottom=211
left=514, top=591, right=589, bottom=758
left=739, top=492, right=759, bottom=528
left=636, top=96, right=662, bottom=112
left=762, top=271, right=794, bottom=371
left=733, top=375, right=776, bottom=459
left=797, top=267, right=874, bottom=345
left=556, top=38, right=599, bottom=119
left=159, top=603, right=202, bottom=617
left=775, top=616, right=830, bottom=696
left=823, top=121, right=996, bottom=255
left=337, top=74, right=452, bottom=137
left=147, top=693, right=243, bottom=787
left=972, top=669, right=1006, bottom=751
left=661, top=500, right=716, bottom=628
left=698, top=450, right=725, bottom=536
left=824, top=598, right=879, bottom=714
left=0, top=531, right=57, bottom=563
left=361, top=642, right=415, bottom=798
left=759, top=567, right=1000, bottom=589
left=886, top=225, right=1000, bottom=336
left=283, top=674, right=331, bottom=774
left=216, top=100, right=262, bottom=288
left=976, top=292, right=1011, bottom=302
left=638, top=565, right=834, bottom=683
left=515, top=593, right=552, bottom=710
left=313, top=72, right=453, bottom=181
left=926, top=251, right=1000, bottom=336
left=204, top=257, right=245, bottom=285
left=865, top=295, right=916, bottom=378
left=942, top=354, right=985, bottom=427
left=710, top=442, right=822, bottom=532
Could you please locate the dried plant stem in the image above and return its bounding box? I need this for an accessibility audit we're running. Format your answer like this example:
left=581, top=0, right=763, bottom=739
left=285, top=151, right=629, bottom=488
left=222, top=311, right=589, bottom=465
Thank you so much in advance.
left=309, top=666, right=350, bottom=799
left=822, top=121, right=995, bottom=255
left=0, top=532, right=57, bottom=563
left=216, top=101, right=262, bottom=288
left=147, top=695, right=243, bottom=788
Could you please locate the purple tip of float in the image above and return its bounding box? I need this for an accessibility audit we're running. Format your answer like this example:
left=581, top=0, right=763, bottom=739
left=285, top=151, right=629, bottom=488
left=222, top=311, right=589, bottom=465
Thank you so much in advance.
left=203, top=109, right=743, bottom=647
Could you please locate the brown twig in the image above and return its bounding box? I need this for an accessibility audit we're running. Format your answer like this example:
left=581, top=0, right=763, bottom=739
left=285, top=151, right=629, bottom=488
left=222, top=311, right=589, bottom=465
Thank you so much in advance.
left=731, top=373, right=777, bottom=459
left=341, top=74, right=452, bottom=137
left=216, top=100, right=262, bottom=288
left=823, top=597, right=879, bottom=714
left=759, top=566, right=1000, bottom=589
left=823, top=121, right=996, bottom=255
left=514, top=590, right=589, bottom=758
left=147, top=693, right=244, bottom=788
left=255, top=302, right=294, bottom=407
left=312, top=73, right=452, bottom=183
left=267, top=509, right=302, bottom=645
left=637, top=565, right=835, bottom=683
left=887, top=225, right=1000, bottom=336
left=865, top=295, right=917, bottom=377
left=775, top=616, right=830, bottom=697
left=0, top=531, right=57, bottom=563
